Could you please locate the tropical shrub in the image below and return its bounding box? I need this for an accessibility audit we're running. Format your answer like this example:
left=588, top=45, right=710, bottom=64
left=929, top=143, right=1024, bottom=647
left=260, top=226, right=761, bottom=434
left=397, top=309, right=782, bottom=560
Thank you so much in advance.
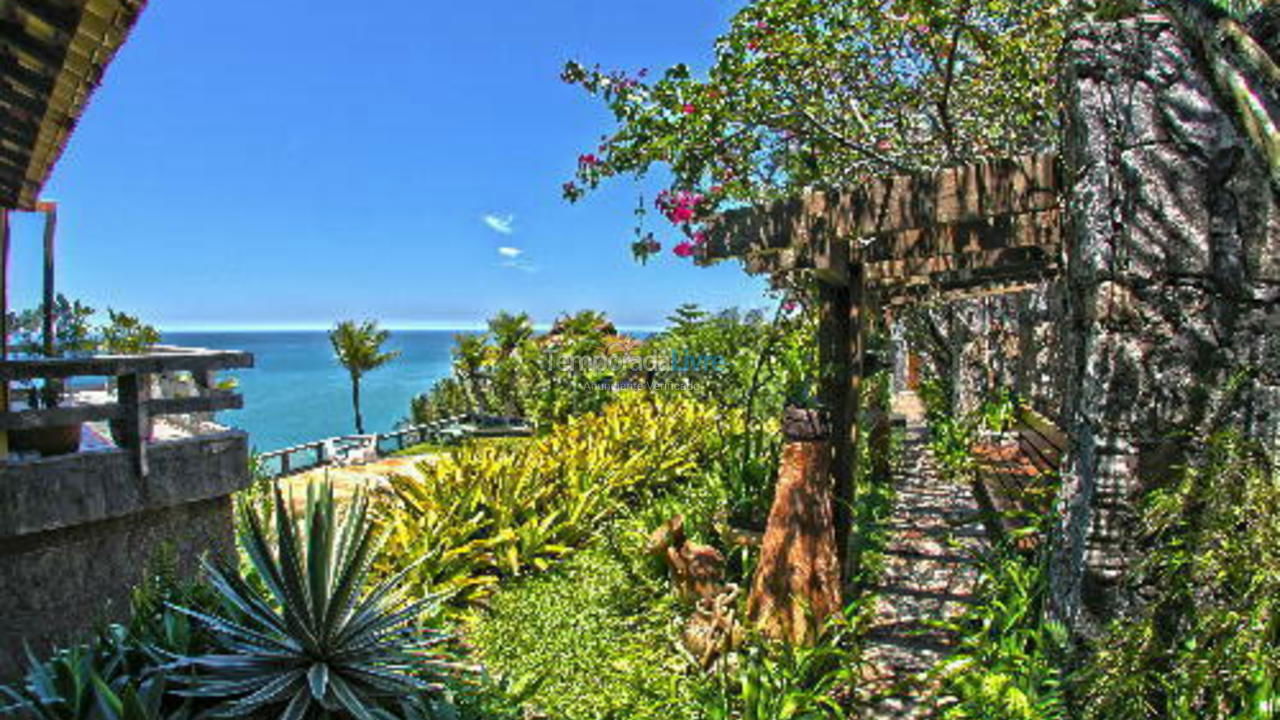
left=691, top=608, right=866, bottom=720
left=169, top=480, right=457, bottom=720
left=411, top=310, right=627, bottom=429
left=1079, top=431, right=1280, bottom=720
left=0, top=634, right=178, bottom=720
left=919, top=382, right=1067, bottom=720
left=933, top=549, right=1068, bottom=720
left=375, top=392, right=727, bottom=604
left=0, top=550, right=228, bottom=720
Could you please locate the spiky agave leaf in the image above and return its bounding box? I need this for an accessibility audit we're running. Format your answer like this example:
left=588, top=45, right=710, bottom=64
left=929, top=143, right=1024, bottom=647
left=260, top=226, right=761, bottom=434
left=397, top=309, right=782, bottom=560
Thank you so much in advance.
left=169, top=478, right=455, bottom=718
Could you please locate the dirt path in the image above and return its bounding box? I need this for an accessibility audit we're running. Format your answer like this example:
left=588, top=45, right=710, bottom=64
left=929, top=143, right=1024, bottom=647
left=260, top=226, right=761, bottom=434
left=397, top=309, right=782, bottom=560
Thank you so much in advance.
left=857, top=393, right=986, bottom=718
left=278, top=452, right=442, bottom=508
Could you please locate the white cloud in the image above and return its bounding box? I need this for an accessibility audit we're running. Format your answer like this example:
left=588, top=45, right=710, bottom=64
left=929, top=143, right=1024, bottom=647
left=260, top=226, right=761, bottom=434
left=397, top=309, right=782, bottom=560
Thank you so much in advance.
left=500, top=258, right=538, bottom=274
left=482, top=214, right=515, bottom=235
left=497, top=246, right=522, bottom=258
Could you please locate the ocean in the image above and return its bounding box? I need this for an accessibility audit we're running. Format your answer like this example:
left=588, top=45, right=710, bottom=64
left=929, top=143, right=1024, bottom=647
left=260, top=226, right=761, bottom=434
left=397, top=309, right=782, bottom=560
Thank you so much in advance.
left=164, top=331, right=460, bottom=453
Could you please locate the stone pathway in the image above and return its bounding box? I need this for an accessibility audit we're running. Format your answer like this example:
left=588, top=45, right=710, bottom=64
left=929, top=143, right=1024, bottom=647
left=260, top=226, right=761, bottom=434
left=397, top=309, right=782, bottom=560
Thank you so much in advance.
left=856, top=393, right=986, bottom=719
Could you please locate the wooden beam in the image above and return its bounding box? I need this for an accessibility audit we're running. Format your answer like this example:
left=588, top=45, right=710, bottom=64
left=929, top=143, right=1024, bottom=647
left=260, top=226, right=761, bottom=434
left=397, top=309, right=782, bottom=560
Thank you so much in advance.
left=147, top=391, right=243, bottom=416
left=859, top=208, right=1061, bottom=262
left=817, top=274, right=852, bottom=588
left=0, top=390, right=241, bottom=431
left=0, top=402, right=121, bottom=430
left=834, top=263, right=866, bottom=586
left=1, top=208, right=8, bottom=445
left=882, top=280, right=1046, bottom=307
left=704, top=154, right=1061, bottom=262
left=878, top=263, right=1060, bottom=304
left=866, top=246, right=1055, bottom=287
left=1, top=208, right=8, bottom=364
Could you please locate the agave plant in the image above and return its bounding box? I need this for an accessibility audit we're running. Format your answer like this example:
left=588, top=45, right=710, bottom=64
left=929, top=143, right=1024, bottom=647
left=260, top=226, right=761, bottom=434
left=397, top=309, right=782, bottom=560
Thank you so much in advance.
left=170, top=480, right=455, bottom=720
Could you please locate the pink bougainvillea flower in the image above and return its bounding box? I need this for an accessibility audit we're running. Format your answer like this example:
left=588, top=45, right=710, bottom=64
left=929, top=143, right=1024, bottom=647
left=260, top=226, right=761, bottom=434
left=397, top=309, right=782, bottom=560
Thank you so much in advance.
left=672, top=206, right=694, bottom=223
left=578, top=153, right=599, bottom=167
left=681, top=103, right=696, bottom=114
left=783, top=300, right=798, bottom=313
left=692, top=231, right=707, bottom=245
left=673, top=241, right=695, bottom=258
left=747, top=40, right=759, bottom=51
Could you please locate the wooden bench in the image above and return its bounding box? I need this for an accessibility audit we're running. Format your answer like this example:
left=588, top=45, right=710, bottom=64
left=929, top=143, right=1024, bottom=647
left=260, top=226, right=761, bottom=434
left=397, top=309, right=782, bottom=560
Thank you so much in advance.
left=971, top=404, right=1066, bottom=549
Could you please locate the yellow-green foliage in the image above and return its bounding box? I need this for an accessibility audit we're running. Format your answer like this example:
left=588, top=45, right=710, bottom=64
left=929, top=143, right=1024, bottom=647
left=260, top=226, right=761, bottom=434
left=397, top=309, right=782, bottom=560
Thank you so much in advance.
left=372, top=392, right=729, bottom=604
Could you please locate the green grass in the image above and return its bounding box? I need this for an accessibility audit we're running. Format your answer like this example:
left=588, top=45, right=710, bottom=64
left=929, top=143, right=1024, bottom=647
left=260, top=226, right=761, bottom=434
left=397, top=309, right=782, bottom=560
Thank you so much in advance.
left=463, top=546, right=704, bottom=720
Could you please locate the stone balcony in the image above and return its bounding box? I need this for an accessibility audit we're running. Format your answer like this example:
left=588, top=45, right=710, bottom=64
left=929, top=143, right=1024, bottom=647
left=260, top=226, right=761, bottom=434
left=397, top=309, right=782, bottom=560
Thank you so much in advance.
left=0, top=347, right=254, bottom=680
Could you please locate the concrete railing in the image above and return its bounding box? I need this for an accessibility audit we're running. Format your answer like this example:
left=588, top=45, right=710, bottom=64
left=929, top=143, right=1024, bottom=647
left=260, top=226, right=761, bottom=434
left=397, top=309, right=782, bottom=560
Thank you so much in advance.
left=0, top=346, right=254, bottom=476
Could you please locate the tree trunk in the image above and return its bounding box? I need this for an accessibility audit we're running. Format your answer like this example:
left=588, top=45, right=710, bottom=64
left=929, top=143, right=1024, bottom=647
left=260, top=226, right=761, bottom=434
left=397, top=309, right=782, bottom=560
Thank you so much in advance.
left=747, top=407, right=843, bottom=646
left=352, top=375, right=364, bottom=434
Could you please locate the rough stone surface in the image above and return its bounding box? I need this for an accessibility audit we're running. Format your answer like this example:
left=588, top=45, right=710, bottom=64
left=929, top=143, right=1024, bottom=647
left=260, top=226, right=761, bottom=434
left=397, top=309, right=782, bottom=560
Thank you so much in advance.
left=0, top=432, right=250, bottom=539
left=0, top=433, right=251, bottom=680
left=1051, top=18, right=1280, bottom=635
left=899, top=281, right=1069, bottom=425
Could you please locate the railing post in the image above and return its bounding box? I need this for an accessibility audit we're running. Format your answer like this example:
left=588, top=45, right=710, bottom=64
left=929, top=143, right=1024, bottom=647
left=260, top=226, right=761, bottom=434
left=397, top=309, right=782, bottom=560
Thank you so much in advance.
left=117, top=372, right=150, bottom=479
left=280, top=450, right=291, bottom=475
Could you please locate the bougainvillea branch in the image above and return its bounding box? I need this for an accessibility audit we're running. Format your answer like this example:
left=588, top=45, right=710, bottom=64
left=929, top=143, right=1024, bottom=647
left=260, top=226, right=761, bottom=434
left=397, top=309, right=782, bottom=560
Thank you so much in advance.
left=561, top=0, right=1070, bottom=262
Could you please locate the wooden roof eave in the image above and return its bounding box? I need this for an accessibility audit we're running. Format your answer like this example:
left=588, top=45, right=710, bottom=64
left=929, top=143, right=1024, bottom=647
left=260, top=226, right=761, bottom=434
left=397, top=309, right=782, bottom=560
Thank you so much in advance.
left=2, top=0, right=147, bottom=210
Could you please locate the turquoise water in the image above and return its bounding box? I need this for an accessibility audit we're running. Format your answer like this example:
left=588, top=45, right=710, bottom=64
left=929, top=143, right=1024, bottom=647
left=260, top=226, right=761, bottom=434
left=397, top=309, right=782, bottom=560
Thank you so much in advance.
left=164, top=331, right=459, bottom=452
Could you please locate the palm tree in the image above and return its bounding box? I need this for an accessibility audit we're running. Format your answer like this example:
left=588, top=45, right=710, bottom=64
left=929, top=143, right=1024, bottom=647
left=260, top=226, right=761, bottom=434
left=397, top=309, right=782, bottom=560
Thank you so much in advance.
left=329, top=320, right=400, bottom=434
left=488, top=310, right=534, bottom=357
left=452, top=332, right=491, bottom=412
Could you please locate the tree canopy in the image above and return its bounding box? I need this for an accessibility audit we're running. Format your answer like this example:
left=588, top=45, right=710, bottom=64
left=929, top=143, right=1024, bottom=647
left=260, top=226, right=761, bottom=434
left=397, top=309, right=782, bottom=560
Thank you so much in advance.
left=562, top=0, right=1072, bottom=261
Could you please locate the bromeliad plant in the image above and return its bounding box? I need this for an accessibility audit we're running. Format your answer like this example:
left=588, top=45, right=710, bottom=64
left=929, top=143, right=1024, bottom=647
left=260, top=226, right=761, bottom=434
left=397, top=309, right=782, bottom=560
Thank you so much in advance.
left=169, top=480, right=456, bottom=720
left=376, top=392, right=726, bottom=605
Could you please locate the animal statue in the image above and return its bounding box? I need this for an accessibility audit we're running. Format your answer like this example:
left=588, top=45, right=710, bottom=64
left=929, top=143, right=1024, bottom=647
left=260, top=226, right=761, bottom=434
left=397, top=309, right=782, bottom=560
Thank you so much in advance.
left=646, top=514, right=726, bottom=604
left=680, top=583, right=744, bottom=671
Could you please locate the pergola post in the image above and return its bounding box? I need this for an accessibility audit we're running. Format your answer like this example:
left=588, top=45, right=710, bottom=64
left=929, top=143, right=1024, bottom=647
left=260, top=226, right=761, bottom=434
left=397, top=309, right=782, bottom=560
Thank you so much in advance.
left=39, top=202, right=57, bottom=358
left=815, top=233, right=867, bottom=588
left=0, top=208, right=8, bottom=457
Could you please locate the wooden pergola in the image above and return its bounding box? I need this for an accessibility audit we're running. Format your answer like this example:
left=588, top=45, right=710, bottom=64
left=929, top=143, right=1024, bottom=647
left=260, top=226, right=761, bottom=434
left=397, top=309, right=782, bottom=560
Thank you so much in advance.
left=702, top=153, right=1063, bottom=570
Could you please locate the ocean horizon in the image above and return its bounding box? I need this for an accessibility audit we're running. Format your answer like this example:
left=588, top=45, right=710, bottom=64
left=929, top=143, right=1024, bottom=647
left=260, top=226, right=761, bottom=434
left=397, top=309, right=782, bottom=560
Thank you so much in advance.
left=164, top=326, right=660, bottom=453
left=164, top=330, right=461, bottom=453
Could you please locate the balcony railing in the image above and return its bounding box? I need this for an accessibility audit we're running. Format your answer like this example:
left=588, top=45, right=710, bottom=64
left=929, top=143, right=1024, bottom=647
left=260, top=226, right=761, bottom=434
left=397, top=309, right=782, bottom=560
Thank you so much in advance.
left=0, top=345, right=254, bottom=477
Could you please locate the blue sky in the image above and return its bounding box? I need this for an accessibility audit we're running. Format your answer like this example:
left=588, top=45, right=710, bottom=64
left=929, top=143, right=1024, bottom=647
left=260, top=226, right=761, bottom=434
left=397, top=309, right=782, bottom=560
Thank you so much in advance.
left=5, top=0, right=769, bottom=331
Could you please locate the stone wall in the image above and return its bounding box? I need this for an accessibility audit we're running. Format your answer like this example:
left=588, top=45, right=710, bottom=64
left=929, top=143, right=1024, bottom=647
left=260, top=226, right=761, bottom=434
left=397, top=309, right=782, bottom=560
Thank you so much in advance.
left=896, top=281, right=1069, bottom=424
left=1052, top=16, right=1280, bottom=635
left=0, top=432, right=251, bottom=679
